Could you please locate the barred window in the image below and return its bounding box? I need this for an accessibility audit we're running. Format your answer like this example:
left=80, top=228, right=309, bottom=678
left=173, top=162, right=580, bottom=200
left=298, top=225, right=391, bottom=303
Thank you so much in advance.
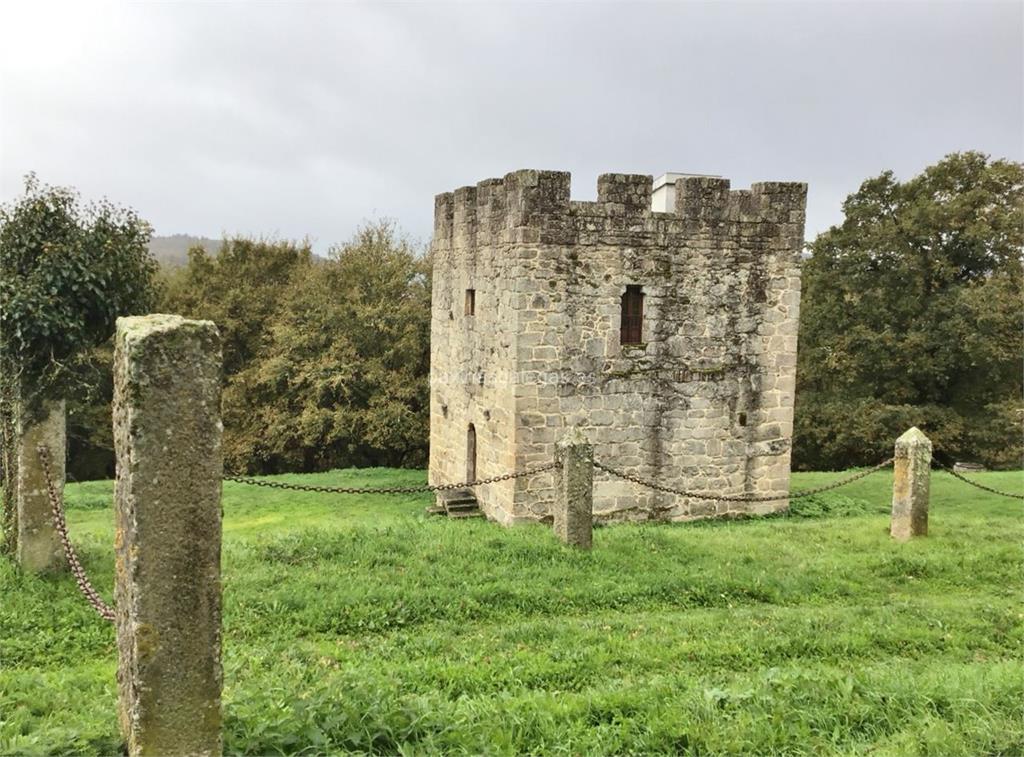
left=465, top=288, right=476, bottom=316
left=620, top=285, right=644, bottom=345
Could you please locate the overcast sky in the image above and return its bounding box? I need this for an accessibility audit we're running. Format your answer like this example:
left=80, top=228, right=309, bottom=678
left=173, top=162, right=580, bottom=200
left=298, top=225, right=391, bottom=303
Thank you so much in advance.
left=1, top=1, right=1021, bottom=252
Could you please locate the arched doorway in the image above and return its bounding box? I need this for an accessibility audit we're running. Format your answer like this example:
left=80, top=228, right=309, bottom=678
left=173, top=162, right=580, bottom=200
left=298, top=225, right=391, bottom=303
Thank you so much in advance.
left=466, top=423, right=477, bottom=483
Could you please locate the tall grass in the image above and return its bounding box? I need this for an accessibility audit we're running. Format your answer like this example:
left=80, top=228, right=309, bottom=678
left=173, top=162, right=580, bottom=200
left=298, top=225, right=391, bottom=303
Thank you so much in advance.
left=1, top=468, right=1021, bottom=755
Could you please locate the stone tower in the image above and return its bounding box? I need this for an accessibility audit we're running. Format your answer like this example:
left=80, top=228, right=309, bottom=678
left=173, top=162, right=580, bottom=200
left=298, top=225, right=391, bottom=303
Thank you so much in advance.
left=428, top=170, right=806, bottom=525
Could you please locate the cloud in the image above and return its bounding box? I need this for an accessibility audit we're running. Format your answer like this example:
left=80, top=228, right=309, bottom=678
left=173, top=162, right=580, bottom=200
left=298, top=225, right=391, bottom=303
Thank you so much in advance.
left=1, top=1, right=1021, bottom=250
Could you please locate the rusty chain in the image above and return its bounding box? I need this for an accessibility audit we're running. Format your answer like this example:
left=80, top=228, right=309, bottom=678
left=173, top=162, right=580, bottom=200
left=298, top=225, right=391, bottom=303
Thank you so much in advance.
left=224, top=461, right=558, bottom=495
left=592, top=457, right=894, bottom=502
left=37, top=445, right=116, bottom=623
left=933, top=462, right=1024, bottom=501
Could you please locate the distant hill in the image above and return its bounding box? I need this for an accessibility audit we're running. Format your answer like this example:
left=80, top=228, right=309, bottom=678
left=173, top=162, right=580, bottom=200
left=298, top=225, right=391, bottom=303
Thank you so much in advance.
left=148, top=234, right=221, bottom=268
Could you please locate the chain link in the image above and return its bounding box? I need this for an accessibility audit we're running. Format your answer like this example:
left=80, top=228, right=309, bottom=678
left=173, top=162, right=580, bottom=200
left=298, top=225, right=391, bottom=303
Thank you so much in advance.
left=37, top=446, right=115, bottom=623
left=224, top=461, right=559, bottom=495
left=934, top=462, right=1024, bottom=501
left=592, top=457, right=894, bottom=502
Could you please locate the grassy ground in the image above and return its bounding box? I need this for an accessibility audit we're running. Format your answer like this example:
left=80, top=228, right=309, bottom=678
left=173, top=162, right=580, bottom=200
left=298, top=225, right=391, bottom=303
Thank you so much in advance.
left=1, top=467, right=1022, bottom=756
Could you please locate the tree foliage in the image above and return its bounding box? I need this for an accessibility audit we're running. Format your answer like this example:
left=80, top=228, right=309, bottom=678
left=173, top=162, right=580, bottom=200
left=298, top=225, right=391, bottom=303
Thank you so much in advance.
left=162, top=236, right=315, bottom=377
left=794, top=152, right=1023, bottom=469
left=162, top=221, right=430, bottom=475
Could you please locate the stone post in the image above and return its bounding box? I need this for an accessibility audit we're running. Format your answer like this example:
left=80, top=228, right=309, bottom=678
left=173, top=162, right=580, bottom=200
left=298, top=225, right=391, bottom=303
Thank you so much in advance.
left=16, top=400, right=65, bottom=573
left=554, top=428, right=594, bottom=549
left=113, top=315, right=223, bottom=757
left=891, top=427, right=931, bottom=541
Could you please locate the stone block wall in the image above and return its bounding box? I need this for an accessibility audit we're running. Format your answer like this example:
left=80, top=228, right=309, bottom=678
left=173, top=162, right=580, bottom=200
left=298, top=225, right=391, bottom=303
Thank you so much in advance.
left=429, top=169, right=806, bottom=524
left=428, top=179, right=524, bottom=522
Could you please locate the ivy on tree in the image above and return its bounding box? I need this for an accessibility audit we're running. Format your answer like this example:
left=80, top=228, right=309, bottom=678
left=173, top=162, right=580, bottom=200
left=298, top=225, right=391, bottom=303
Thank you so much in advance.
left=0, top=173, right=159, bottom=416
left=0, top=174, right=158, bottom=554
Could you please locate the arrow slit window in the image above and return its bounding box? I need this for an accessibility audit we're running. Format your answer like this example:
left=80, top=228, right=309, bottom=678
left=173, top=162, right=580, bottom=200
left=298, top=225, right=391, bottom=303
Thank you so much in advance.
left=620, top=285, right=644, bottom=345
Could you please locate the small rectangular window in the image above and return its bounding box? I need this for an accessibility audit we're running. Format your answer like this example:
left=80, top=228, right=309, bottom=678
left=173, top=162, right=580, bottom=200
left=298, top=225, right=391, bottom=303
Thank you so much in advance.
left=620, top=285, right=644, bottom=345
left=465, top=288, right=476, bottom=316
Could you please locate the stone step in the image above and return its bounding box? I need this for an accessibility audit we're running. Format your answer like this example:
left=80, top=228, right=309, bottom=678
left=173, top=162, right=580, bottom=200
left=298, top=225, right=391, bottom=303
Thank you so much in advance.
left=437, top=488, right=476, bottom=503
left=445, top=500, right=479, bottom=512
left=429, top=488, right=482, bottom=519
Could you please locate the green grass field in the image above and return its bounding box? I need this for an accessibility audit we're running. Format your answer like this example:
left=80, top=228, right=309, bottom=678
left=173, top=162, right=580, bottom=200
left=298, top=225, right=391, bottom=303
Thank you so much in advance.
left=2, top=468, right=1022, bottom=756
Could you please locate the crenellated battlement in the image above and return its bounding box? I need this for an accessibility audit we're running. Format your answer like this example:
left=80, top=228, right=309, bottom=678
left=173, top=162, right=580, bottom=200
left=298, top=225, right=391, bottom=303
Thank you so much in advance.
left=675, top=177, right=808, bottom=224
left=433, top=170, right=571, bottom=244
left=433, top=170, right=807, bottom=245
left=596, top=173, right=652, bottom=215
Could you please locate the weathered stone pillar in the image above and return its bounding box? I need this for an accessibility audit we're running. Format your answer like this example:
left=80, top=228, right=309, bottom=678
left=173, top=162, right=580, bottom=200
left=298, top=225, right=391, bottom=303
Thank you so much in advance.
left=891, top=427, right=931, bottom=541
left=16, top=400, right=65, bottom=573
left=113, top=315, right=223, bottom=757
left=555, top=428, right=594, bottom=549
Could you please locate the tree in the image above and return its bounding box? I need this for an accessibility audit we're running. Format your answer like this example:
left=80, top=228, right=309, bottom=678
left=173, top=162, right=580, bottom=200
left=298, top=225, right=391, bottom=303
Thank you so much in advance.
left=161, top=236, right=317, bottom=472
left=65, top=343, right=117, bottom=481
left=794, top=152, right=1023, bottom=470
left=61, top=237, right=316, bottom=481
left=162, top=236, right=314, bottom=376
left=224, top=221, right=431, bottom=473
left=0, top=174, right=158, bottom=553
left=49, top=218, right=435, bottom=478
